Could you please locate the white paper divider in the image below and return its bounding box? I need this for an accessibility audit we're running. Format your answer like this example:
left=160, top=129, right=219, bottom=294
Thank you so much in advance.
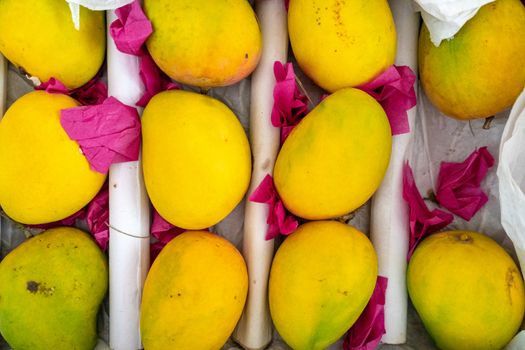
left=232, top=1, right=288, bottom=349
left=370, top=0, right=420, bottom=345
left=106, top=10, right=151, bottom=350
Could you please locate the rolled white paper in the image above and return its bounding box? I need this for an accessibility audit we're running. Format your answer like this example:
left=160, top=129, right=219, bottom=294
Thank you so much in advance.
left=106, top=10, right=151, bottom=350
left=413, top=0, right=494, bottom=46
left=0, top=54, right=6, bottom=115
left=497, top=88, right=525, bottom=271
left=370, top=0, right=420, bottom=344
left=232, top=1, right=288, bottom=349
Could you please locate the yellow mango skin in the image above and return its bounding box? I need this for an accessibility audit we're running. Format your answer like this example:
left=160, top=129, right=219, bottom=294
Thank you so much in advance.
left=0, top=227, right=108, bottom=350
left=288, top=0, right=396, bottom=92
left=141, top=231, right=248, bottom=350
left=0, top=91, right=106, bottom=224
left=145, top=0, right=261, bottom=88
left=408, top=231, right=525, bottom=350
left=0, top=0, right=105, bottom=89
left=419, top=0, right=525, bottom=120
left=142, top=90, right=251, bottom=229
left=269, top=221, right=377, bottom=350
left=274, top=88, right=391, bottom=220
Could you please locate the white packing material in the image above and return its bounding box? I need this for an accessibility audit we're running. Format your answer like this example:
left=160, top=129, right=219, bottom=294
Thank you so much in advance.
left=232, top=1, right=288, bottom=349
left=66, top=0, right=134, bottom=30
left=370, top=0, right=420, bottom=344
left=413, top=0, right=495, bottom=46
left=106, top=9, right=151, bottom=350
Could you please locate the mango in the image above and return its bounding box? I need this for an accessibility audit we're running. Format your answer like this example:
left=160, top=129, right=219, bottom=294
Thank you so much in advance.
left=288, top=0, right=396, bottom=92
left=142, top=90, right=251, bottom=230
left=144, top=0, right=262, bottom=88
left=269, top=221, right=377, bottom=350
left=0, top=91, right=106, bottom=224
left=419, top=0, right=525, bottom=120
left=407, top=231, right=525, bottom=350
left=0, top=0, right=105, bottom=89
left=0, top=227, right=108, bottom=350
left=274, top=88, right=391, bottom=220
left=141, top=231, right=248, bottom=350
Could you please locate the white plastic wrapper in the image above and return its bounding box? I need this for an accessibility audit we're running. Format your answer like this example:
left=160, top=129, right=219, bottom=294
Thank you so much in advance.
left=498, top=89, right=525, bottom=272
left=66, top=0, right=134, bottom=30
left=413, top=0, right=495, bottom=46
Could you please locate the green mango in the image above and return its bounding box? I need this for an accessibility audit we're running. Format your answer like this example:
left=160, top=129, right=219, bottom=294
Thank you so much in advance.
left=0, top=227, right=108, bottom=350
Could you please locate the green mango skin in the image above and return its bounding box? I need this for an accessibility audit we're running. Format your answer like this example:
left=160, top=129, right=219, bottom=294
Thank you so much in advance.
left=0, top=227, right=108, bottom=350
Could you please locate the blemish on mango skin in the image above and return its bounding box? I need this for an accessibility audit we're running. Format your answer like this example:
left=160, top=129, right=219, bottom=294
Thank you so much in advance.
left=506, top=267, right=519, bottom=306
left=26, top=281, right=55, bottom=296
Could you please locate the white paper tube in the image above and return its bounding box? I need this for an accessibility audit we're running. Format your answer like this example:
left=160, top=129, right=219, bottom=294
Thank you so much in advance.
left=0, top=54, right=7, bottom=115
left=106, top=10, right=151, bottom=350
left=232, top=1, right=288, bottom=349
left=370, top=0, right=420, bottom=345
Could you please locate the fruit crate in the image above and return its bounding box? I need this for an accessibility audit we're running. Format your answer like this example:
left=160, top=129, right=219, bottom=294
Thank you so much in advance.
left=0, top=0, right=524, bottom=349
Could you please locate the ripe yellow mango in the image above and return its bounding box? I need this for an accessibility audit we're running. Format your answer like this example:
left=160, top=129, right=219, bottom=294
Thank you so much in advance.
left=144, top=0, right=262, bottom=88
left=0, top=227, right=108, bottom=350
left=141, top=90, right=251, bottom=229
left=0, top=91, right=106, bottom=224
left=274, top=88, right=391, bottom=220
left=269, top=221, right=377, bottom=350
left=408, top=231, right=525, bottom=350
left=419, top=0, right=525, bottom=120
left=141, top=231, right=248, bottom=350
left=0, top=0, right=105, bottom=89
left=288, top=0, right=396, bottom=92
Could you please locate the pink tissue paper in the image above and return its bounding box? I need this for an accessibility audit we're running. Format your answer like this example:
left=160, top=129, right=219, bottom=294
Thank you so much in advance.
left=110, top=0, right=152, bottom=56
left=249, top=174, right=298, bottom=240
left=37, top=77, right=108, bottom=106
left=86, top=188, right=110, bottom=251
left=435, top=147, right=495, bottom=221
left=271, top=61, right=309, bottom=142
left=60, top=97, right=141, bottom=174
left=358, top=65, right=417, bottom=136
left=403, top=162, right=453, bottom=259
left=136, top=55, right=179, bottom=107
left=344, top=276, right=388, bottom=350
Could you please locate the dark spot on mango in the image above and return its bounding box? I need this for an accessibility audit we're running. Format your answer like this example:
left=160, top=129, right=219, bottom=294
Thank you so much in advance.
left=27, top=281, right=40, bottom=293
left=245, top=53, right=248, bottom=59
left=177, top=293, right=181, bottom=297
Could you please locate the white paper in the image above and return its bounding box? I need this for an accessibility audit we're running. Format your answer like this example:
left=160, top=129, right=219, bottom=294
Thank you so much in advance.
left=497, top=88, right=525, bottom=270
left=370, top=0, right=420, bottom=344
left=232, top=1, right=288, bottom=349
left=106, top=10, right=151, bottom=350
left=413, top=0, right=495, bottom=46
left=67, top=0, right=134, bottom=30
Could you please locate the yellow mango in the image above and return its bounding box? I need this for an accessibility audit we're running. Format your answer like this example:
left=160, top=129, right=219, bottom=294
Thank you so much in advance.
left=142, top=90, right=251, bottom=229
left=0, top=0, right=105, bottom=89
left=274, top=88, right=391, bottom=220
left=144, top=0, right=262, bottom=88
left=0, top=227, right=108, bottom=350
left=419, top=0, right=525, bottom=120
left=408, top=231, right=525, bottom=350
left=269, top=221, right=377, bottom=350
left=0, top=91, right=106, bottom=224
left=288, top=0, right=396, bottom=92
left=141, top=231, right=248, bottom=350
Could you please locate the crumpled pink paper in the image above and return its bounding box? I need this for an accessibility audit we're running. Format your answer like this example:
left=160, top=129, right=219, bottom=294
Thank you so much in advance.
left=249, top=174, right=298, bottom=240
left=271, top=61, right=309, bottom=142
left=403, top=162, right=453, bottom=259
left=149, top=209, right=186, bottom=263
left=284, top=0, right=289, bottom=11
left=110, top=0, right=152, bottom=55
left=344, top=276, right=388, bottom=350
left=87, top=188, right=110, bottom=251
left=358, top=65, right=416, bottom=135
left=136, top=55, right=179, bottom=107
left=37, top=77, right=108, bottom=106
left=110, top=0, right=179, bottom=107
left=435, top=147, right=495, bottom=221
left=60, top=97, right=141, bottom=174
